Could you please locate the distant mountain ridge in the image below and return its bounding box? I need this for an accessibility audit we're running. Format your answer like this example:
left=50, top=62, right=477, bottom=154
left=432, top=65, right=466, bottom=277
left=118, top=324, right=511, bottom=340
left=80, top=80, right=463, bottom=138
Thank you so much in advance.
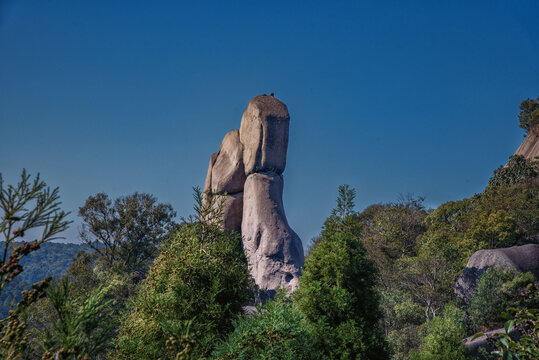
left=0, top=241, right=90, bottom=317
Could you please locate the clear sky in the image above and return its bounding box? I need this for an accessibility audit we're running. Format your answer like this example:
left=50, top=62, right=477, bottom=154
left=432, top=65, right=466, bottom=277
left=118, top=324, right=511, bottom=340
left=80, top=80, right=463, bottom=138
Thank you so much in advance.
left=1, top=0, right=538, bottom=247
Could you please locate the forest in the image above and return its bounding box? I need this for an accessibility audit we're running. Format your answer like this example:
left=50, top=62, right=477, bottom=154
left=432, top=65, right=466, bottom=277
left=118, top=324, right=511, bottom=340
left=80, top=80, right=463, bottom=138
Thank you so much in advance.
left=0, top=98, right=538, bottom=359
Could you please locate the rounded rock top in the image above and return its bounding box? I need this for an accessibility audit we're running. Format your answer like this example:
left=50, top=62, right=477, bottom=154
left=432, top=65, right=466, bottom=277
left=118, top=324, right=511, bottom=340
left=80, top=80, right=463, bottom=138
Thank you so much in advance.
left=247, top=95, right=290, bottom=120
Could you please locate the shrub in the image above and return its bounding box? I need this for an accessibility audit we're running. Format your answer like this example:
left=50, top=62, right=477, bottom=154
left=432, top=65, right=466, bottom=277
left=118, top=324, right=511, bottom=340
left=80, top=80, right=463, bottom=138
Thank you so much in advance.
left=114, top=222, right=251, bottom=359
left=470, top=268, right=535, bottom=330
left=488, top=155, right=537, bottom=189
left=411, top=304, right=467, bottom=360
left=212, top=291, right=319, bottom=360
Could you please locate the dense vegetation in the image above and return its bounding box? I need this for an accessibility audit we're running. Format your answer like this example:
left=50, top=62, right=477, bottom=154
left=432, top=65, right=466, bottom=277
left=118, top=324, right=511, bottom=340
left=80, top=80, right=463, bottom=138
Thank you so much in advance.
left=1, top=100, right=538, bottom=359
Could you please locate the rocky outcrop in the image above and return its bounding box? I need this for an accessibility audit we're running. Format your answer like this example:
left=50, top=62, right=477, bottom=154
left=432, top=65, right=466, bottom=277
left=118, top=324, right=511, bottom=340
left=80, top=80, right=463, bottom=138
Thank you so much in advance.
left=203, top=130, right=246, bottom=233
left=210, top=130, right=246, bottom=194
left=240, top=95, right=290, bottom=175
left=242, top=172, right=304, bottom=298
left=514, top=133, right=539, bottom=161
left=202, top=95, right=304, bottom=299
left=455, top=244, right=539, bottom=304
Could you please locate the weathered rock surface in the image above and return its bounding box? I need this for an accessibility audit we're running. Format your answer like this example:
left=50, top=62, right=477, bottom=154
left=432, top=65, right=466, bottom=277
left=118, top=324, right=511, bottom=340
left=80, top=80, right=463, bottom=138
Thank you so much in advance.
left=202, top=131, right=246, bottom=232
left=203, top=151, right=219, bottom=198
left=201, top=95, right=304, bottom=299
left=242, top=172, right=304, bottom=298
left=219, top=192, right=244, bottom=233
left=211, top=130, right=246, bottom=194
left=239, top=95, right=290, bottom=175
left=514, top=132, right=539, bottom=161
left=455, top=244, right=539, bottom=304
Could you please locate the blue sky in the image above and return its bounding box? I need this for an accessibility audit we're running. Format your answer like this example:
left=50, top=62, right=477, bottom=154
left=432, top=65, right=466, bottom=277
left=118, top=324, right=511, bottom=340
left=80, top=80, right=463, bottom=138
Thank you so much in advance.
left=1, top=0, right=538, bottom=247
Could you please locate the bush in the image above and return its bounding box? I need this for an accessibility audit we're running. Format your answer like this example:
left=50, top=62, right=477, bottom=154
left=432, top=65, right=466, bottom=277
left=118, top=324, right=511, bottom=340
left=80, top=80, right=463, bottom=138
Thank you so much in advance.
left=411, top=304, right=467, bottom=360
left=212, top=291, right=319, bottom=360
left=470, top=268, right=535, bottom=330
left=114, top=222, right=251, bottom=359
left=488, top=155, right=537, bottom=189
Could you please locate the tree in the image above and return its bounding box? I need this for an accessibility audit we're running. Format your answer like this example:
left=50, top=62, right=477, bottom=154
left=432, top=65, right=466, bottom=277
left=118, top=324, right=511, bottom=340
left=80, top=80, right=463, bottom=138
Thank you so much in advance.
left=411, top=304, right=468, bottom=360
left=397, top=233, right=460, bottom=322
left=519, top=98, right=539, bottom=135
left=0, top=170, right=70, bottom=359
left=79, top=192, right=176, bottom=273
left=331, top=184, right=357, bottom=220
left=294, top=185, right=389, bottom=359
left=114, top=190, right=251, bottom=359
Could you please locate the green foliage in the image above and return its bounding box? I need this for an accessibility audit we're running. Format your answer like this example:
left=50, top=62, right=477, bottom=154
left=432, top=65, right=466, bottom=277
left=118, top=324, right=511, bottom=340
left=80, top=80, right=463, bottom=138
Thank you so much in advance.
left=0, top=170, right=70, bottom=359
left=114, top=197, right=251, bottom=360
left=79, top=192, right=176, bottom=273
left=465, top=210, right=520, bottom=250
left=473, top=307, right=539, bottom=360
left=381, top=290, right=423, bottom=360
left=488, top=155, right=537, bottom=189
left=519, top=98, right=539, bottom=134
left=35, top=279, right=116, bottom=360
left=330, top=184, right=357, bottom=220
left=294, top=185, right=389, bottom=360
left=470, top=268, right=535, bottom=330
left=411, top=304, right=468, bottom=360
left=360, top=196, right=428, bottom=288
left=212, top=291, right=319, bottom=360
left=397, top=233, right=461, bottom=321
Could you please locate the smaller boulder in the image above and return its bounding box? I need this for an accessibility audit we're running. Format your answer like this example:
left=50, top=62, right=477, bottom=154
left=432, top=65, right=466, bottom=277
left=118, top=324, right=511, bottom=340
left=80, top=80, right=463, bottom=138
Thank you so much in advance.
left=211, top=130, right=246, bottom=194
left=455, top=244, right=539, bottom=304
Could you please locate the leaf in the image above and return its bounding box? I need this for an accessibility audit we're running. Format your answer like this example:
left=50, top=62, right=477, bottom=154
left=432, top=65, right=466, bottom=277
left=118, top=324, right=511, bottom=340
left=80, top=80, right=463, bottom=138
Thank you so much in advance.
left=505, top=320, right=514, bottom=334
left=471, top=333, right=484, bottom=341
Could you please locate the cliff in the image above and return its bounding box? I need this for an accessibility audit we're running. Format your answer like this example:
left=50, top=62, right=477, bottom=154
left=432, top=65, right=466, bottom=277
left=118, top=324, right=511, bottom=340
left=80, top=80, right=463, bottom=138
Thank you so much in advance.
left=514, top=132, right=539, bottom=161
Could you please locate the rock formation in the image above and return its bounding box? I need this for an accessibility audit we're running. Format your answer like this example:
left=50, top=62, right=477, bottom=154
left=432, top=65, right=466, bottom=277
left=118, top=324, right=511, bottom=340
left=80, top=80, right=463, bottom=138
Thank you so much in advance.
left=202, top=95, right=304, bottom=299
left=454, top=243, right=539, bottom=305
left=514, top=132, right=539, bottom=161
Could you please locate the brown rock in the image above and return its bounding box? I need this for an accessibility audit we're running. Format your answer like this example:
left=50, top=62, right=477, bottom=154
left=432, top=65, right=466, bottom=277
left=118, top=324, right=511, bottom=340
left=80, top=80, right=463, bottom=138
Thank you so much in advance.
left=211, top=130, right=246, bottom=194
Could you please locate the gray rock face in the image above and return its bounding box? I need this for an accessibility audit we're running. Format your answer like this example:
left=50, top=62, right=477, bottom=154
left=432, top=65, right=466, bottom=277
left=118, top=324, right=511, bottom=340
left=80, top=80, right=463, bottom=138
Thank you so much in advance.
left=242, top=172, right=304, bottom=298
left=211, top=130, right=246, bottom=194
left=203, top=152, right=219, bottom=198
left=514, top=132, right=539, bottom=162
left=240, top=95, right=290, bottom=175
left=455, top=244, right=539, bottom=304
left=219, top=192, right=244, bottom=233
left=202, top=131, right=246, bottom=232
left=201, top=95, right=304, bottom=300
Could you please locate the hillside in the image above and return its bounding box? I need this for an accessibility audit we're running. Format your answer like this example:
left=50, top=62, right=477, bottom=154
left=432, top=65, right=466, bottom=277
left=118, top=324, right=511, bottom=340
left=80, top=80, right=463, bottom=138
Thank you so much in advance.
left=0, top=242, right=89, bottom=317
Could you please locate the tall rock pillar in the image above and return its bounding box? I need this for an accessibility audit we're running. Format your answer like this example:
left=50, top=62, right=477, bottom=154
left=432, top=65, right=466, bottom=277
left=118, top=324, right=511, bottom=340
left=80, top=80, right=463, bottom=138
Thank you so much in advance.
left=240, top=95, right=304, bottom=299
left=202, top=94, right=304, bottom=300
